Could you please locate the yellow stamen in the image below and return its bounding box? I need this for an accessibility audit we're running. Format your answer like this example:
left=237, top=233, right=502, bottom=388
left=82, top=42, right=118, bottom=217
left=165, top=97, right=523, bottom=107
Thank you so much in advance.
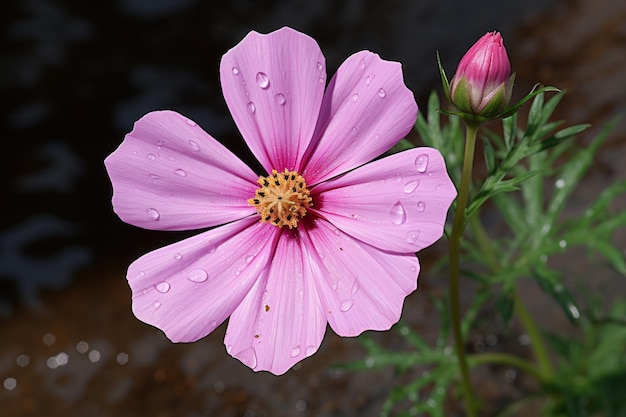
left=248, top=169, right=312, bottom=229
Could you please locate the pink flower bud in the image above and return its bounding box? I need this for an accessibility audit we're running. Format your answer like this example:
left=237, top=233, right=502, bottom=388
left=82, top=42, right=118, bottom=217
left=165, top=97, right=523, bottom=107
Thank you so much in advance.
left=449, top=31, right=514, bottom=118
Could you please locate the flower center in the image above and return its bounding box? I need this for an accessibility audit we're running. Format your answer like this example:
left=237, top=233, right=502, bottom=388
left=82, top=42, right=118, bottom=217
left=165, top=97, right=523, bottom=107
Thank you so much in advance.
left=248, top=169, right=313, bottom=229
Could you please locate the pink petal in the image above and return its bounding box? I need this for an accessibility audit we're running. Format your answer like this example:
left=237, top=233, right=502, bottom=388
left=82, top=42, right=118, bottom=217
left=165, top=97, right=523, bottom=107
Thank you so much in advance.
left=128, top=216, right=280, bottom=343
left=220, top=27, right=326, bottom=173
left=224, top=229, right=327, bottom=375
left=104, top=111, right=259, bottom=231
left=302, top=51, right=418, bottom=184
left=301, top=218, right=419, bottom=336
left=311, top=148, right=457, bottom=253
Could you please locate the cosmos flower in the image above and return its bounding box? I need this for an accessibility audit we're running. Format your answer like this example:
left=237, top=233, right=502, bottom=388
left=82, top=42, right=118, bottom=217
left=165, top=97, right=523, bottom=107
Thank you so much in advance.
left=104, top=27, right=456, bottom=375
left=449, top=31, right=514, bottom=118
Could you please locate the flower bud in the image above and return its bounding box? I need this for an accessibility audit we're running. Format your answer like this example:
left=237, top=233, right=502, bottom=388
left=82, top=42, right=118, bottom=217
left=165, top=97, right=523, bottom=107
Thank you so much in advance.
left=449, top=31, right=514, bottom=119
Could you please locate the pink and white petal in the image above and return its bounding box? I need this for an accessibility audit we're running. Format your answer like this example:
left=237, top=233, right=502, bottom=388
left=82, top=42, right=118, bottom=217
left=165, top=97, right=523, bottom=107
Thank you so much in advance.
left=105, top=110, right=259, bottom=231
left=128, top=216, right=280, bottom=343
left=311, top=148, right=456, bottom=253
left=302, top=51, right=418, bottom=185
left=224, top=229, right=327, bottom=375
left=300, top=218, right=419, bottom=336
left=220, top=27, right=326, bottom=173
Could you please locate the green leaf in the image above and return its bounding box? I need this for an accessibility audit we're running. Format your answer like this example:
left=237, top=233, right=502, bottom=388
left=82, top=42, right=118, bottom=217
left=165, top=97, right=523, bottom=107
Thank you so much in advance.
left=533, top=266, right=581, bottom=325
left=436, top=51, right=450, bottom=100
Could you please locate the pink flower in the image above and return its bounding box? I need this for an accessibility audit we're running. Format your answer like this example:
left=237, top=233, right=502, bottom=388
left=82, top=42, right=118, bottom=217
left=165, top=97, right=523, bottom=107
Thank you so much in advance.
left=104, top=27, right=456, bottom=375
left=449, top=31, right=514, bottom=118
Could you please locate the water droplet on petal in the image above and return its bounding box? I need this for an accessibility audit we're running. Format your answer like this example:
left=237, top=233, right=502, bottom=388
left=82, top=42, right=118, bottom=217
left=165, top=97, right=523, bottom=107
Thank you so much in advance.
left=316, top=62, right=323, bottom=71
left=239, top=347, right=257, bottom=369
left=156, top=140, right=165, bottom=148
left=147, top=153, right=156, bottom=161
left=255, top=72, right=270, bottom=89
left=351, top=281, right=360, bottom=296
left=188, top=140, right=200, bottom=151
left=390, top=201, right=407, bottom=225
left=149, top=173, right=159, bottom=180
left=415, top=154, right=429, bottom=173
left=232, top=67, right=239, bottom=75
left=173, top=253, right=182, bottom=261
left=153, top=301, right=161, bottom=309
left=186, top=118, right=196, bottom=127
left=352, top=93, right=358, bottom=102
left=417, top=201, right=425, bottom=212
left=319, top=76, right=325, bottom=83
left=359, top=59, right=366, bottom=69
left=247, top=101, right=256, bottom=113
left=155, top=281, right=170, bottom=293
left=226, top=344, right=233, bottom=353
left=406, top=230, right=420, bottom=244
left=146, top=208, right=160, bottom=221
left=275, top=93, right=286, bottom=105
left=187, top=269, right=208, bottom=283
left=403, top=180, right=419, bottom=193
left=305, top=346, right=317, bottom=357
left=245, top=254, right=255, bottom=264
left=290, top=346, right=301, bottom=357
left=174, top=169, right=187, bottom=177
left=377, top=88, right=386, bottom=98
left=340, top=299, right=354, bottom=312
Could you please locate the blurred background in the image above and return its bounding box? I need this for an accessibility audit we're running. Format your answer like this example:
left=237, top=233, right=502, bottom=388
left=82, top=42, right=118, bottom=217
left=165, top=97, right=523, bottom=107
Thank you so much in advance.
left=1, top=0, right=625, bottom=416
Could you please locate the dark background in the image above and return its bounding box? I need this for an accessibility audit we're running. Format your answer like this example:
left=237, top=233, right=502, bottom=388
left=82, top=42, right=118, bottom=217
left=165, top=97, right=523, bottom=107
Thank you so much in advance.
left=1, top=0, right=625, bottom=416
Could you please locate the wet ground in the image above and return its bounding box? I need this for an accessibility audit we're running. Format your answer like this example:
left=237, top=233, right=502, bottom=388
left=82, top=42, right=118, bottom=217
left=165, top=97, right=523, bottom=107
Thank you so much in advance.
left=1, top=0, right=625, bottom=416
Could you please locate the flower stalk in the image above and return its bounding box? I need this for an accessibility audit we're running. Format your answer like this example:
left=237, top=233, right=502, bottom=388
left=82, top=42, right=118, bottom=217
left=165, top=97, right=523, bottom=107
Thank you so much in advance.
left=449, top=121, right=479, bottom=417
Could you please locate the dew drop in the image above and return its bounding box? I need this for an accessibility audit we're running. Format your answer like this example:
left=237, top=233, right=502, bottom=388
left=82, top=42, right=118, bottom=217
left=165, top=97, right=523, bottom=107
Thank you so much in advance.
left=246, top=101, right=256, bottom=113
left=173, top=253, right=182, bottom=261
left=417, top=201, right=425, bottom=212
left=155, top=281, right=170, bottom=293
left=352, top=93, right=359, bottom=102
left=305, top=345, right=317, bottom=357
left=405, top=230, right=420, bottom=244
left=146, top=208, right=160, bottom=221
left=340, top=299, right=353, bottom=312
left=359, top=59, right=366, bottom=69
left=226, top=344, right=233, bottom=353
left=415, top=154, right=429, bottom=173
left=188, top=269, right=208, bottom=283
left=316, top=61, right=323, bottom=71
left=389, top=201, right=407, bottom=225
left=186, top=118, right=196, bottom=127
left=290, top=346, right=301, bottom=357
left=275, top=93, right=286, bottom=105
left=156, top=140, right=165, bottom=148
left=255, top=72, right=270, bottom=89
left=403, top=180, right=419, bottom=193
left=318, top=76, right=325, bottom=83
left=149, top=173, right=159, bottom=180
left=174, top=169, right=187, bottom=177
left=377, top=88, right=386, bottom=98
left=351, top=281, right=360, bottom=296
left=188, top=140, right=200, bottom=151
left=365, top=75, right=371, bottom=85
left=555, top=178, right=565, bottom=189
left=153, top=301, right=161, bottom=309
left=245, top=254, right=255, bottom=264
left=240, top=347, right=257, bottom=369
left=231, top=67, right=239, bottom=75
left=147, top=153, right=156, bottom=161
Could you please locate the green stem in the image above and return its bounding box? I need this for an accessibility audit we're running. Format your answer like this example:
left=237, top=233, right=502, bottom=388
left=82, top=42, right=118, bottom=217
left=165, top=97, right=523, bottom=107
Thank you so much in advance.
left=513, top=288, right=554, bottom=378
left=449, top=121, right=479, bottom=417
left=469, top=352, right=546, bottom=382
